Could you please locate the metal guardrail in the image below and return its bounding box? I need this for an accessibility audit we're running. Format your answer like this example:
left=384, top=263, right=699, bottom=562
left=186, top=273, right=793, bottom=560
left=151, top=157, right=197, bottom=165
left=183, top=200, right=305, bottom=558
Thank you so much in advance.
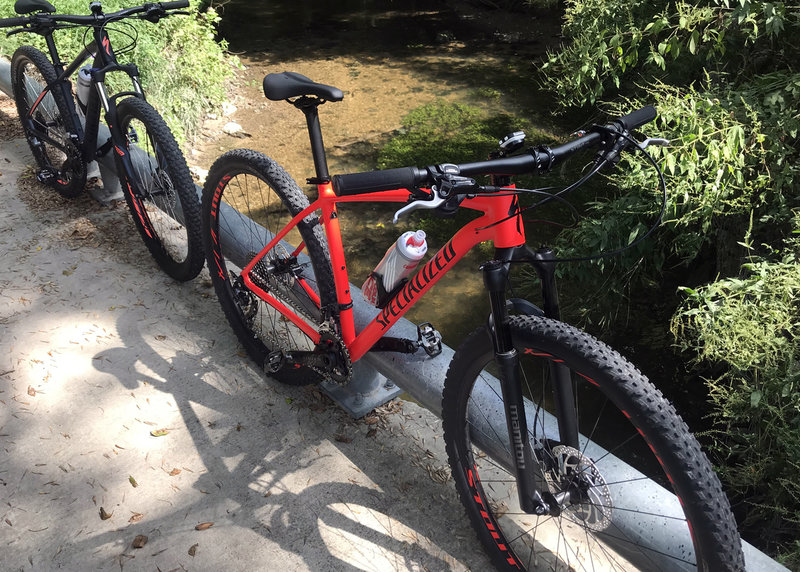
left=0, top=58, right=787, bottom=571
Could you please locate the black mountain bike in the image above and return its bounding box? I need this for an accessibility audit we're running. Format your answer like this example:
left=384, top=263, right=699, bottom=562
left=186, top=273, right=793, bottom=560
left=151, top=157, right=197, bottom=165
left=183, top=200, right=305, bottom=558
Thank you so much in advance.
left=0, top=0, right=203, bottom=281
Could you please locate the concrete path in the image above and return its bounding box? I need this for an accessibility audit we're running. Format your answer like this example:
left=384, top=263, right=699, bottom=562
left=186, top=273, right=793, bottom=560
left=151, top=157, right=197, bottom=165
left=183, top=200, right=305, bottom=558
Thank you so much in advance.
left=0, top=96, right=492, bottom=571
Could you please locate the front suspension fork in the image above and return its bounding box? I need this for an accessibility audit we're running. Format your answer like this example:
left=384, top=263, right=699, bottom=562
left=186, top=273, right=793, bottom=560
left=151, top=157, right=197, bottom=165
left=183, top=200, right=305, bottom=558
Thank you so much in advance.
left=483, top=247, right=580, bottom=515
left=483, top=259, right=551, bottom=515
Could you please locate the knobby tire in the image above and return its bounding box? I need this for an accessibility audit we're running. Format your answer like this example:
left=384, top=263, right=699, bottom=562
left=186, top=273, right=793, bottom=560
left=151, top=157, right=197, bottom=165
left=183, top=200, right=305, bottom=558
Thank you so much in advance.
left=11, top=45, right=86, bottom=198
left=114, top=96, right=204, bottom=282
left=442, top=315, right=744, bottom=571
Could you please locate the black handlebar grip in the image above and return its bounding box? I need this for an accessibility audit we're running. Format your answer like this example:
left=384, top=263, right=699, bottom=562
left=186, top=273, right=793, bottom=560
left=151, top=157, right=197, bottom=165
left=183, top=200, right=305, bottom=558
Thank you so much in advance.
left=331, top=167, right=423, bottom=196
left=615, top=105, right=657, bottom=131
left=0, top=16, right=30, bottom=28
left=159, top=1, right=190, bottom=10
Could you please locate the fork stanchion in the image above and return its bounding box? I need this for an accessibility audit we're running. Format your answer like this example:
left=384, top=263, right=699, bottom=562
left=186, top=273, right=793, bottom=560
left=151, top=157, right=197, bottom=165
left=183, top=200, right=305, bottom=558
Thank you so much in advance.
left=0, top=58, right=786, bottom=572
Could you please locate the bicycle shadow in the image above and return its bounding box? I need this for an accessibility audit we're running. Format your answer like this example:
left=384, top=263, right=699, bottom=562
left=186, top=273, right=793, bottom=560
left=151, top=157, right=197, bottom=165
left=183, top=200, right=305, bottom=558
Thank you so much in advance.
left=81, top=298, right=500, bottom=570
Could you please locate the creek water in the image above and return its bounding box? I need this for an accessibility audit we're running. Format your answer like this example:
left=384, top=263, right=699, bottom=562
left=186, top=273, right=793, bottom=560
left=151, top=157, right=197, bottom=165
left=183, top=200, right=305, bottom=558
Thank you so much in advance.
left=200, top=0, right=564, bottom=347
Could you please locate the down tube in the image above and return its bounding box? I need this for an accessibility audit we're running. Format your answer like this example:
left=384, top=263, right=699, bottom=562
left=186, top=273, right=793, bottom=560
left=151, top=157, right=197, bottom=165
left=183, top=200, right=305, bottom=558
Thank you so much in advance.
left=349, top=221, right=495, bottom=362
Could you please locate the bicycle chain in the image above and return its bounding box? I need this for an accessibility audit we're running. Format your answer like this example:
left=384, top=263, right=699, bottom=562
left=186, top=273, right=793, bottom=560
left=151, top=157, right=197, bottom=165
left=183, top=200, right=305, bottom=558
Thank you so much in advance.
left=247, top=254, right=352, bottom=385
left=313, top=323, right=352, bottom=385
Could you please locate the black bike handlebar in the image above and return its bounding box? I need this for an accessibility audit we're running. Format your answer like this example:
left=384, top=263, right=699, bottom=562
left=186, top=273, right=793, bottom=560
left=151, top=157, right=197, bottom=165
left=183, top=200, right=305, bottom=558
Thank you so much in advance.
left=0, top=1, right=189, bottom=30
left=0, top=16, right=29, bottom=28
left=331, top=167, right=426, bottom=196
left=158, top=1, right=190, bottom=10
left=332, top=106, right=656, bottom=196
left=614, top=105, right=657, bottom=131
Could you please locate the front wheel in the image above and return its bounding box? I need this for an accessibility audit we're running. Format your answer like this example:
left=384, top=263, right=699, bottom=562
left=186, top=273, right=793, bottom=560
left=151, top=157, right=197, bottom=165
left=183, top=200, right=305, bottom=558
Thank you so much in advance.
left=442, top=315, right=744, bottom=571
left=114, top=96, right=204, bottom=281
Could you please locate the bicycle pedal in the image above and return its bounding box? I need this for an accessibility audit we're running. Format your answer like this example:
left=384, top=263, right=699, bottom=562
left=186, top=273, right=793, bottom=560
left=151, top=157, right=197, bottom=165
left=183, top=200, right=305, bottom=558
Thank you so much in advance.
left=265, top=350, right=285, bottom=373
left=36, top=169, right=56, bottom=185
left=416, top=322, right=442, bottom=357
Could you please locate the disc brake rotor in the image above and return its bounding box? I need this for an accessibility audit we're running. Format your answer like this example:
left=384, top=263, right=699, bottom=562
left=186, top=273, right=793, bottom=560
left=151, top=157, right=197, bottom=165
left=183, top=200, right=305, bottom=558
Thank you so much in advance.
left=550, top=444, right=613, bottom=531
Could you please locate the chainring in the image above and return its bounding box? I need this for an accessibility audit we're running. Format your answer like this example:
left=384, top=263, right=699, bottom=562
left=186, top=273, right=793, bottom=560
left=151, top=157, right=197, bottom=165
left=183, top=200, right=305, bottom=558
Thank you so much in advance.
left=314, top=324, right=352, bottom=385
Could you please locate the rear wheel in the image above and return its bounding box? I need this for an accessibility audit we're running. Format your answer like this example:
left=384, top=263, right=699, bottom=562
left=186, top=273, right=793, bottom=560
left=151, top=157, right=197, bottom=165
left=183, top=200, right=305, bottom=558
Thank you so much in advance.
left=114, top=96, right=204, bottom=281
left=201, top=149, right=337, bottom=385
left=11, top=45, right=86, bottom=197
left=442, top=316, right=744, bottom=571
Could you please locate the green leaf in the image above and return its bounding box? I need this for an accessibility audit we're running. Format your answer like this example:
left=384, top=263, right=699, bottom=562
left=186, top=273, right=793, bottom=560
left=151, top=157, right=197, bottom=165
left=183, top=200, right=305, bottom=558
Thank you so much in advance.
left=750, top=390, right=762, bottom=408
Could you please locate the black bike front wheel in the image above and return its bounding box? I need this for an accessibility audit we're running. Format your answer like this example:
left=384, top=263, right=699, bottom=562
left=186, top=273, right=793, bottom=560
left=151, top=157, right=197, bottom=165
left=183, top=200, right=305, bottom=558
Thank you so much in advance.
left=442, top=315, right=744, bottom=571
left=201, top=149, right=338, bottom=385
left=114, top=96, right=204, bottom=282
left=11, top=45, right=86, bottom=198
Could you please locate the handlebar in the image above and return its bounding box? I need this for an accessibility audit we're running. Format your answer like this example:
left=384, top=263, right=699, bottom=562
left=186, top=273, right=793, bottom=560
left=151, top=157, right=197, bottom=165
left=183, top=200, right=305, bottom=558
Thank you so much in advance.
left=0, top=1, right=189, bottom=32
left=331, top=106, right=657, bottom=196
left=615, top=105, right=657, bottom=131
left=0, top=16, right=29, bottom=28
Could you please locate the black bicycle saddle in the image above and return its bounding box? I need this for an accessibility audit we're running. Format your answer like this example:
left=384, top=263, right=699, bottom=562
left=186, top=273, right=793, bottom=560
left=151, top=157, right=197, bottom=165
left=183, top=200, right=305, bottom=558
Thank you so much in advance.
left=15, top=0, right=56, bottom=14
left=263, top=72, right=343, bottom=102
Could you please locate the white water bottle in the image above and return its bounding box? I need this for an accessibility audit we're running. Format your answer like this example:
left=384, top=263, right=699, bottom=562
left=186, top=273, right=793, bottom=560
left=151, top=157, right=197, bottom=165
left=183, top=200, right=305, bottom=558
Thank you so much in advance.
left=362, top=230, right=428, bottom=307
left=76, top=66, right=92, bottom=114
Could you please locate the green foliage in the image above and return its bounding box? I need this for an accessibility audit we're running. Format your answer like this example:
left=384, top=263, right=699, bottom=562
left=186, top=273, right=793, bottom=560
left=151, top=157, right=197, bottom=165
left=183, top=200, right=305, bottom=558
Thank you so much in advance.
left=0, top=0, right=235, bottom=145
left=376, top=101, right=552, bottom=242
left=542, top=0, right=800, bottom=107
left=671, top=215, right=800, bottom=560
left=543, top=0, right=800, bottom=559
left=553, top=77, right=799, bottom=321
left=377, top=101, right=537, bottom=168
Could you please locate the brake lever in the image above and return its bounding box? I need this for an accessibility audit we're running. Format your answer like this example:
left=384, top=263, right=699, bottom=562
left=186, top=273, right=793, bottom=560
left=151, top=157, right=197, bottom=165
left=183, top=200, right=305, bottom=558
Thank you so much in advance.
left=638, top=137, right=670, bottom=150
left=392, top=191, right=446, bottom=224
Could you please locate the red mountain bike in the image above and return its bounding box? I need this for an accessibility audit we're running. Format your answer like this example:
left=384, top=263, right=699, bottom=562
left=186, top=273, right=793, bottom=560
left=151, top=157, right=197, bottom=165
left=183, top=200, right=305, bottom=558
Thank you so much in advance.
left=201, top=71, right=745, bottom=571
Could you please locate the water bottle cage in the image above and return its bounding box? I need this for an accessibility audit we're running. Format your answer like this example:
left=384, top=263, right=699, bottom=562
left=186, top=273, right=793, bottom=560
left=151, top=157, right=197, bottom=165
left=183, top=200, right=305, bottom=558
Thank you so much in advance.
left=369, top=271, right=408, bottom=309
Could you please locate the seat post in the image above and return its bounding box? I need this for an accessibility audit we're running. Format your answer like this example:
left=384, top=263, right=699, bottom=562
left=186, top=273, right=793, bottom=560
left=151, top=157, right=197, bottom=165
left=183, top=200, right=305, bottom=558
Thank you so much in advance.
left=297, top=99, right=330, bottom=182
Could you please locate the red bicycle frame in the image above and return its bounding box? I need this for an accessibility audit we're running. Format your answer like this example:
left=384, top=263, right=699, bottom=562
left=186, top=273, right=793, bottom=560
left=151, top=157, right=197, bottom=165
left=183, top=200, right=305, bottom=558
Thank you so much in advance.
left=239, top=181, right=526, bottom=363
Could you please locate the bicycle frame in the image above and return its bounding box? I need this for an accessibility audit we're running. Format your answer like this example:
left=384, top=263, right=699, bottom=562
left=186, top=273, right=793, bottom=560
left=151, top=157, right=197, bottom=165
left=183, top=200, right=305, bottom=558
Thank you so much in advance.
left=223, top=183, right=524, bottom=364
left=22, top=19, right=159, bottom=232
left=211, top=177, right=574, bottom=514
left=209, top=89, right=586, bottom=516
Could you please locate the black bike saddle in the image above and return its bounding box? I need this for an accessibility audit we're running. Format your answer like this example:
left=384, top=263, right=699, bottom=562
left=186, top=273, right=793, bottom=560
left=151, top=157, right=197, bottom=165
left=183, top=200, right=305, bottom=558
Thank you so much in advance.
left=263, top=72, right=343, bottom=102
left=15, top=0, right=56, bottom=14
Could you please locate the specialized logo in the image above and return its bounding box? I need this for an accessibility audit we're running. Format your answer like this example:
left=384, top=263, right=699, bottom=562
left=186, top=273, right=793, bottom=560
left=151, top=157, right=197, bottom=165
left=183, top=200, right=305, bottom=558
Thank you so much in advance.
left=128, top=185, right=153, bottom=238
left=210, top=175, right=232, bottom=280
left=375, top=240, right=457, bottom=329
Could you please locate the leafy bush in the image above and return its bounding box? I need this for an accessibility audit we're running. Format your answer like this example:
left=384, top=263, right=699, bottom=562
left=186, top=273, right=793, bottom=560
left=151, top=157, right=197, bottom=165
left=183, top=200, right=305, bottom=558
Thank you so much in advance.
left=671, top=215, right=800, bottom=565
left=542, top=0, right=800, bottom=561
left=0, top=0, right=234, bottom=145
left=552, top=77, right=799, bottom=320
left=542, top=0, right=799, bottom=107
